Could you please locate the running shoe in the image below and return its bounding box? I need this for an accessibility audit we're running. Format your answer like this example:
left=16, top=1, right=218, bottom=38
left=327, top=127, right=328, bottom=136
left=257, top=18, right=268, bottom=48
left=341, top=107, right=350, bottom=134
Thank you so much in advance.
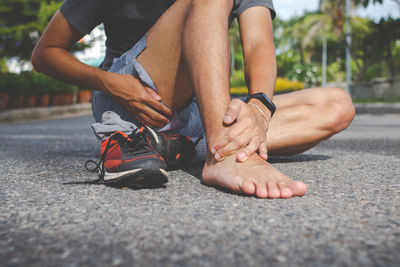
left=85, top=128, right=168, bottom=188
left=153, top=132, right=198, bottom=170
left=85, top=126, right=198, bottom=188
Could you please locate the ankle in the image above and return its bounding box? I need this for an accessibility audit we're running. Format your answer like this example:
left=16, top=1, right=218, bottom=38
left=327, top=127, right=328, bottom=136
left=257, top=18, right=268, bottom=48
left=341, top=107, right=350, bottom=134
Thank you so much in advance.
left=206, top=129, right=229, bottom=152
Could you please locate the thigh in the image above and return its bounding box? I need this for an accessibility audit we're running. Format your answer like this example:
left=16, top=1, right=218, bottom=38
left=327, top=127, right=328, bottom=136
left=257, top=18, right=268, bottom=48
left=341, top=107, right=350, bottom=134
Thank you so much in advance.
left=136, top=0, right=194, bottom=112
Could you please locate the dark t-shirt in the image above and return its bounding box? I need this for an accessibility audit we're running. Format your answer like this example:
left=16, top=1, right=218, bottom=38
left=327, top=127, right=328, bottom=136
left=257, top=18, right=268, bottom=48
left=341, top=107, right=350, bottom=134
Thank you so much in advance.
left=60, top=0, right=275, bottom=68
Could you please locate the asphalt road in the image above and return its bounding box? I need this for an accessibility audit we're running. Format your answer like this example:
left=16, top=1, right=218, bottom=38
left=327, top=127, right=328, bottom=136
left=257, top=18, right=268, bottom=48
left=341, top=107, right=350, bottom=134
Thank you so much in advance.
left=0, top=114, right=399, bottom=266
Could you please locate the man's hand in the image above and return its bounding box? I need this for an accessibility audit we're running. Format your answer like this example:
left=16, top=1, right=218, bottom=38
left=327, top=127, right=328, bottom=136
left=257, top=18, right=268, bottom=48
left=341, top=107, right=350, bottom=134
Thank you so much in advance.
left=104, top=72, right=173, bottom=128
left=210, top=99, right=269, bottom=162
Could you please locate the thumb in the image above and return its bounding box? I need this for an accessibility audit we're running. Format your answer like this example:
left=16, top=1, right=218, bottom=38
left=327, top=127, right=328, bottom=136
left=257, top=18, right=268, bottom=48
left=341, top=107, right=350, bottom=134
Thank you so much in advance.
left=258, top=142, right=268, bottom=160
left=145, top=87, right=161, bottom=101
left=224, top=99, right=242, bottom=125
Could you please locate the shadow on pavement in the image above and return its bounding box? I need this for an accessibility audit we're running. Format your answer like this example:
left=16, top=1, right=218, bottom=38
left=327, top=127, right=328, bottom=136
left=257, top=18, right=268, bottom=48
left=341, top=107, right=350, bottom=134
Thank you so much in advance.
left=181, top=153, right=330, bottom=182
left=268, top=154, right=331, bottom=163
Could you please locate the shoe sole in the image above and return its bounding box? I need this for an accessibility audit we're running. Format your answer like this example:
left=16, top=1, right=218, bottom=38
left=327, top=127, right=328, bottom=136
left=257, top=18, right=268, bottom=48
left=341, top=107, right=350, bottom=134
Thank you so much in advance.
left=103, top=168, right=168, bottom=189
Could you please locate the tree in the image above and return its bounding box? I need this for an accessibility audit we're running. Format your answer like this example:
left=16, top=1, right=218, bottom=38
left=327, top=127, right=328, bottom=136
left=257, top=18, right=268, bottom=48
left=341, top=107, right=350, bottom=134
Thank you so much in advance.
left=0, top=0, right=86, bottom=61
left=351, top=17, right=400, bottom=80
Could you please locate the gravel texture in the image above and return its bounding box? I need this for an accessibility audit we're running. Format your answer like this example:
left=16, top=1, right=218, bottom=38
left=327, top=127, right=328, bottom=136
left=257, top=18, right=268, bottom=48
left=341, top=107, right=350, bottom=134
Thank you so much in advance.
left=0, top=114, right=399, bottom=266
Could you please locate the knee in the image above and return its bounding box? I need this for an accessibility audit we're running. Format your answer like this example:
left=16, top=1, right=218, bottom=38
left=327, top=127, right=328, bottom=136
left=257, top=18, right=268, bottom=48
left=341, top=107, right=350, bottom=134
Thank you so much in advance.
left=322, top=88, right=355, bottom=134
left=191, top=0, right=234, bottom=17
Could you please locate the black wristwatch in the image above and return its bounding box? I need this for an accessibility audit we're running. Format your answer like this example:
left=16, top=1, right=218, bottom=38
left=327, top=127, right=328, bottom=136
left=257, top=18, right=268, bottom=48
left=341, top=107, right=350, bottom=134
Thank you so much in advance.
left=245, top=92, right=276, bottom=117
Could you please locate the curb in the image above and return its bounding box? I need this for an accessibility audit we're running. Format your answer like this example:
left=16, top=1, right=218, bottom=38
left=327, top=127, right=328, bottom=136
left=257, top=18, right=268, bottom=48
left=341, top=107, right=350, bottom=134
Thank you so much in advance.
left=0, top=103, right=92, bottom=124
left=354, top=103, right=400, bottom=115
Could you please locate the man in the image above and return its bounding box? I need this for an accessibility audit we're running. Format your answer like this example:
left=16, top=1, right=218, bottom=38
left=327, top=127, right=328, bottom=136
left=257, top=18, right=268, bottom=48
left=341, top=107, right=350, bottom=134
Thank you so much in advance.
left=31, top=0, right=355, bottom=199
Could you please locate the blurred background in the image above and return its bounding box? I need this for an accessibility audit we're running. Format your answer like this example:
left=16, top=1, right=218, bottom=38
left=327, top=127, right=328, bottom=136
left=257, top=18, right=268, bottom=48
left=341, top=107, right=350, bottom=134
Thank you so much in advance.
left=0, top=0, right=399, bottom=112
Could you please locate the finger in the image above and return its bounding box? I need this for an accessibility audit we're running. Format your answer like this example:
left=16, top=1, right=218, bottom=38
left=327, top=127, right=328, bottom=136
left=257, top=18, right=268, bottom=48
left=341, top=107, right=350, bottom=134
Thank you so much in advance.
left=224, top=99, right=243, bottom=125
left=211, top=121, right=248, bottom=153
left=215, top=133, right=250, bottom=161
left=145, top=87, right=162, bottom=101
left=135, top=112, right=164, bottom=128
left=144, top=97, right=174, bottom=118
left=139, top=104, right=170, bottom=126
left=258, top=142, right=268, bottom=160
left=237, top=136, right=260, bottom=162
left=135, top=111, right=165, bottom=128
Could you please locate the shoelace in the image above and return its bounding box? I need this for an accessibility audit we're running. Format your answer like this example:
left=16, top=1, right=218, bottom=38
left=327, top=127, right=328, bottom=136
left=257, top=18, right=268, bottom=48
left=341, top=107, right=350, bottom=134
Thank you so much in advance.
left=84, top=128, right=153, bottom=179
left=65, top=130, right=148, bottom=185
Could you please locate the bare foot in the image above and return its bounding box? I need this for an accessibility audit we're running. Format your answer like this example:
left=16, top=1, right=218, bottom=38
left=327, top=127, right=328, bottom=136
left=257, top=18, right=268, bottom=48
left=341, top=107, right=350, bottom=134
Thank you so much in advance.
left=202, top=153, right=307, bottom=198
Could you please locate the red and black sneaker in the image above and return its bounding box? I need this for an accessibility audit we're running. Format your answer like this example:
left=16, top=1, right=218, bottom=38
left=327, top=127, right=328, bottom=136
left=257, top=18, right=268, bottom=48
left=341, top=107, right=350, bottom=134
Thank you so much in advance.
left=85, top=128, right=168, bottom=188
left=148, top=131, right=198, bottom=170
left=85, top=126, right=199, bottom=188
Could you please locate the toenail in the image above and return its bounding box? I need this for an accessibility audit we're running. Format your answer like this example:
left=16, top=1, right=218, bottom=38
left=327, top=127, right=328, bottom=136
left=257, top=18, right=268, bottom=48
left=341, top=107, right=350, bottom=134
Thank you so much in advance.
left=211, top=147, right=216, bottom=154
left=215, top=153, right=221, bottom=160
left=238, top=152, right=245, bottom=159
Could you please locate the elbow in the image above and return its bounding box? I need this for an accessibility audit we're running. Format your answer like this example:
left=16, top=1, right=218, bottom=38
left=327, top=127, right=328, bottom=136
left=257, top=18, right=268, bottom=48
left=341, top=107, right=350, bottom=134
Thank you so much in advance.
left=31, top=47, right=44, bottom=73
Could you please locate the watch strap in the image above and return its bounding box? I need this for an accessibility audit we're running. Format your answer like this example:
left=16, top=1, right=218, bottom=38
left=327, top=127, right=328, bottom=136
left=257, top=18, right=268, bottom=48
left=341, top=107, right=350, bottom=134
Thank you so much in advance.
left=245, top=92, right=276, bottom=117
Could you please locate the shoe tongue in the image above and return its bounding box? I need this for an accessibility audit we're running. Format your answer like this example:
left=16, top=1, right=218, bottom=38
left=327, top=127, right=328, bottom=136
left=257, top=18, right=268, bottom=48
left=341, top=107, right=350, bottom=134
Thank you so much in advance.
left=144, top=127, right=160, bottom=146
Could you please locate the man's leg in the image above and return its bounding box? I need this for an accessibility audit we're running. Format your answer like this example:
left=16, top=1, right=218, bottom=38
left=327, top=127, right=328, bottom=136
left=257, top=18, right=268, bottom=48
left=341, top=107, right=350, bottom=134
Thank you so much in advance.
left=267, top=87, right=356, bottom=155
left=136, top=0, right=194, bottom=113
left=135, top=0, right=354, bottom=159
left=135, top=0, right=306, bottom=198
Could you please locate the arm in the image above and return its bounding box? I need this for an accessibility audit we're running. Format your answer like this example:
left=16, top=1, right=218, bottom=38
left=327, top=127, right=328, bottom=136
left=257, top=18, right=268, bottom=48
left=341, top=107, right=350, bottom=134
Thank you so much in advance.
left=211, top=6, right=276, bottom=161
left=240, top=6, right=277, bottom=112
left=32, top=11, right=105, bottom=91
left=31, top=11, right=172, bottom=127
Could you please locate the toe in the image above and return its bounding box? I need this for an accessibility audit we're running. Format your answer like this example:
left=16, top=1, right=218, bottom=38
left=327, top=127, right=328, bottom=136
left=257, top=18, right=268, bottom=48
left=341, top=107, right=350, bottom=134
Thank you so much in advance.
left=288, top=181, right=307, bottom=196
left=278, top=182, right=293, bottom=198
left=267, top=183, right=280, bottom=199
left=240, top=179, right=256, bottom=195
left=255, top=183, right=268, bottom=199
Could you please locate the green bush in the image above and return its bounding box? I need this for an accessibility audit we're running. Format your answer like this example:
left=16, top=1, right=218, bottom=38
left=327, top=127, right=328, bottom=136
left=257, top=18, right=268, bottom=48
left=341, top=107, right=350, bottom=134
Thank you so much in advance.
left=0, top=72, right=79, bottom=96
left=29, top=72, right=53, bottom=95
left=0, top=73, right=28, bottom=96
left=230, top=71, right=247, bottom=88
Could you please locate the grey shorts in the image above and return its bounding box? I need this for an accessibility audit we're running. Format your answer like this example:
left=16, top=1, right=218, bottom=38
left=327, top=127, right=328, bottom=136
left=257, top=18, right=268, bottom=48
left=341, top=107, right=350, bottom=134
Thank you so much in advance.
left=92, top=33, right=205, bottom=139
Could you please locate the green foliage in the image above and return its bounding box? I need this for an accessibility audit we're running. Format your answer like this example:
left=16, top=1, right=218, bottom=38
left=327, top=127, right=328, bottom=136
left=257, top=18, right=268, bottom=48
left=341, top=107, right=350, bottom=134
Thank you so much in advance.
left=37, top=0, right=61, bottom=29
left=0, top=72, right=28, bottom=95
left=230, top=71, right=247, bottom=88
left=327, top=62, right=345, bottom=82
left=0, top=58, right=8, bottom=73
left=0, top=0, right=87, bottom=60
left=356, top=0, right=384, bottom=7
left=229, top=20, right=244, bottom=71
left=351, top=17, right=400, bottom=81
left=276, top=51, right=301, bottom=79
left=274, top=0, right=399, bottom=84
left=0, top=0, right=63, bottom=60
left=0, top=71, right=78, bottom=95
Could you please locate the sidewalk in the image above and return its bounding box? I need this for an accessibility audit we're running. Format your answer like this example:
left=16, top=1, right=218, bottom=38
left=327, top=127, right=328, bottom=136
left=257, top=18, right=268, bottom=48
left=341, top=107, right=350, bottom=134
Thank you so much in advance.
left=354, top=102, right=400, bottom=114
left=0, top=103, right=92, bottom=124
left=1, top=102, right=399, bottom=124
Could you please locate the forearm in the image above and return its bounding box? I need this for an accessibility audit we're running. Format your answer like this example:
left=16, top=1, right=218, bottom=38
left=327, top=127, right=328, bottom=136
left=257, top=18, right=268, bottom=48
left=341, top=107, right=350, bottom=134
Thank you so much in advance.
left=32, top=46, right=112, bottom=92
left=243, top=42, right=277, bottom=119
left=244, top=43, right=277, bottom=100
